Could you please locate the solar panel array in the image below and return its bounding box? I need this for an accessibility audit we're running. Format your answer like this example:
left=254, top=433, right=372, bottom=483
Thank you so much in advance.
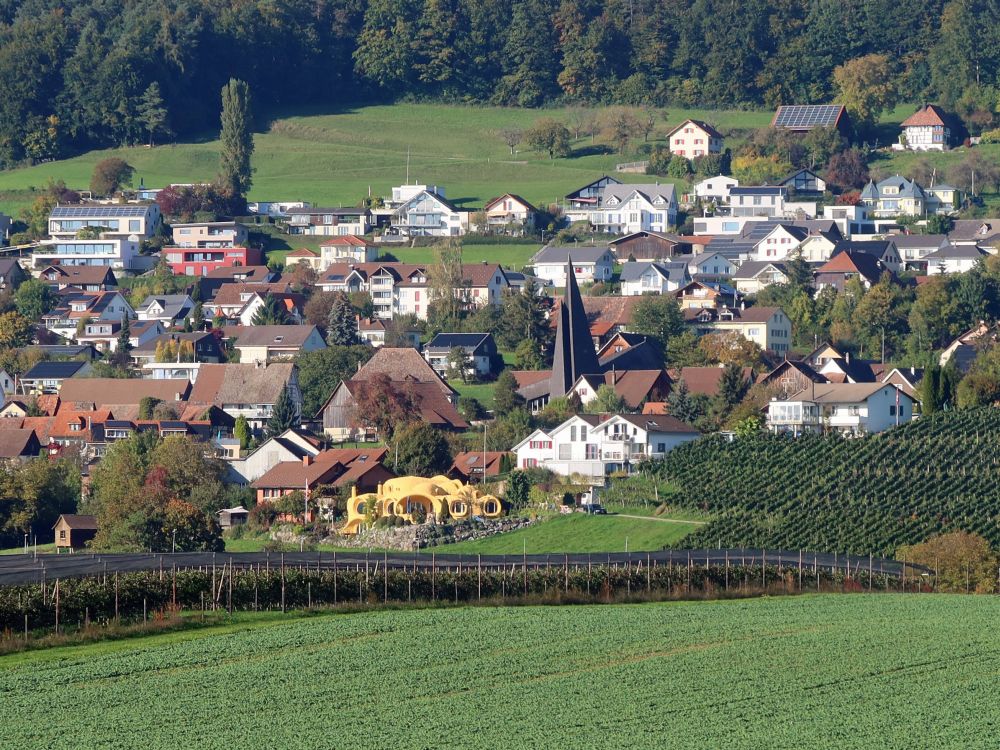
left=51, top=205, right=151, bottom=217
left=773, top=105, right=843, bottom=129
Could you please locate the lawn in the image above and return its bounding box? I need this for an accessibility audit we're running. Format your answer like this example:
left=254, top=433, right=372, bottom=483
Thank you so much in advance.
left=443, top=510, right=703, bottom=554
left=0, top=103, right=778, bottom=216
left=2, top=594, right=999, bottom=748
left=0, top=543, right=55, bottom=556
left=450, top=381, right=497, bottom=411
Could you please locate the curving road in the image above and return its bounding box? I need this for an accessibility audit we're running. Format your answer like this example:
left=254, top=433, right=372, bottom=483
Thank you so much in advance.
left=0, top=548, right=919, bottom=586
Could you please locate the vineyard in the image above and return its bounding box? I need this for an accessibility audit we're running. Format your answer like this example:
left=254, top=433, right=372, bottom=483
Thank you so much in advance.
left=646, top=409, right=1000, bottom=555
left=2, top=595, right=999, bottom=748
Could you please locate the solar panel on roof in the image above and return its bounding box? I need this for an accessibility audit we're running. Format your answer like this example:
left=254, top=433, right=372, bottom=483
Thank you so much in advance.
left=774, top=105, right=842, bottom=129
left=50, top=205, right=151, bottom=218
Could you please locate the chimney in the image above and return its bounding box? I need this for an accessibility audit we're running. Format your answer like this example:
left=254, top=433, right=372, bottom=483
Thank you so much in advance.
left=303, top=454, right=312, bottom=467
left=846, top=352, right=851, bottom=364
left=175, top=393, right=181, bottom=401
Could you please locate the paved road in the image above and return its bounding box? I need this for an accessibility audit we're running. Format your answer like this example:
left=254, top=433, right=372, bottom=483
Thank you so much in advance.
left=615, top=514, right=708, bottom=525
left=0, top=548, right=918, bottom=586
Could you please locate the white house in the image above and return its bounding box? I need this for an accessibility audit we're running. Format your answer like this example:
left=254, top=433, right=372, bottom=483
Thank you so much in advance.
left=693, top=175, right=738, bottom=203
left=687, top=252, right=735, bottom=278
left=513, top=413, right=700, bottom=480
left=285, top=207, right=371, bottom=236
left=563, top=182, right=678, bottom=233
left=778, top=168, right=827, bottom=194
left=531, top=246, right=615, bottom=287
left=768, top=383, right=915, bottom=436
left=730, top=261, right=790, bottom=294
left=667, top=119, right=724, bottom=160
left=392, top=190, right=468, bottom=237
left=898, top=105, right=951, bottom=151
left=47, top=203, right=160, bottom=240
left=482, top=194, right=537, bottom=234
left=924, top=244, right=987, bottom=275
left=727, top=187, right=787, bottom=218
left=620, top=261, right=690, bottom=296
left=753, top=224, right=808, bottom=261
left=136, top=294, right=195, bottom=326
left=891, top=234, right=949, bottom=271
left=170, top=221, right=248, bottom=248
left=233, top=325, right=327, bottom=362
left=225, top=427, right=322, bottom=483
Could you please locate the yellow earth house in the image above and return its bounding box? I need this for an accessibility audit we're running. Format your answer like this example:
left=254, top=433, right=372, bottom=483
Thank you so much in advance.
left=342, top=476, right=503, bottom=535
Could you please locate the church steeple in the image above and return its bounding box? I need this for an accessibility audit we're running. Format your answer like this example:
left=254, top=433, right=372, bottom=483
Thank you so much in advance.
left=549, top=257, right=601, bottom=397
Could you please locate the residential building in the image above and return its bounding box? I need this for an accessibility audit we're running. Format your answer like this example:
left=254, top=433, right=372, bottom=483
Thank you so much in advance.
left=860, top=176, right=959, bottom=219
left=898, top=105, right=951, bottom=151
left=753, top=224, right=808, bottom=261
left=693, top=176, right=738, bottom=203
left=136, top=294, right=195, bottom=326
left=831, top=240, right=901, bottom=273
left=569, top=369, right=671, bottom=410
left=814, top=250, right=892, bottom=293
left=318, top=236, right=378, bottom=266
left=38, top=265, right=117, bottom=292
left=0, top=428, right=43, bottom=464
left=248, top=201, right=310, bottom=218
left=686, top=305, right=792, bottom=354
left=940, top=322, right=1000, bottom=372
left=727, top=187, right=788, bottom=218
left=620, top=261, right=690, bottom=296
left=674, top=280, right=740, bottom=310
left=163, top=246, right=262, bottom=277
left=285, top=207, right=372, bottom=236
left=564, top=176, right=622, bottom=208
left=423, top=333, right=499, bottom=380
left=33, top=236, right=141, bottom=272
left=925, top=244, right=987, bottom=275
left=667, top=366, right=756, bottom=398
left=391, top=189, right=468, bottom=237
left=47, top=204, right=160, bottom=240
left=58, top=378, right=191, bottom=412
left=225, top=427, right=322, bottom=483
left=170, top=221, right=248, bottom=248
left=133, top=332, right=225, bottom=368
left=767, top=383, right=915, bottom=436
left=448, top=451, right=511, bottom=482
left=531, top=246, right=615, bottom=287
left=482, top=194, right=537, bottom=234
left=608, top=231, right=687, bottom=262
left=41, top=291, right=135, bottom=342
left=686, top=252, right=736, bottom=280
left=758, top=359, right=827, bottom=399
left=18, top=361, right=93, bottom=395
left=563, top=182, right=678, bottom=233
left=513, top=413, right=699, bottom=479
left=949, top=219, right=1000, bottom=249
left=891, top=234, right=950, bottom=272
left=0, top=258, right=27, bottom=292
left=231, top=325, right=327, bottom=362
left=778, top=168, right=827, bottom=194
left=730, top=261, right=790, bottom=294
left=187, top=362, right=302, bottom=431
left=667, top=119, right=723, bottom=160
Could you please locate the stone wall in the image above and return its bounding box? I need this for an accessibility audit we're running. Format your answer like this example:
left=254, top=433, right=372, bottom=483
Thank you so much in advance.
left=320, top=516, right=537, bottom=551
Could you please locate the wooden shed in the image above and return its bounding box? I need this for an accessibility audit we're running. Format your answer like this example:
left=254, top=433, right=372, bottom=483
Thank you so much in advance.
left=53, top=514, right=98, bottom=552
left=217, top=506, right=250, bottom=529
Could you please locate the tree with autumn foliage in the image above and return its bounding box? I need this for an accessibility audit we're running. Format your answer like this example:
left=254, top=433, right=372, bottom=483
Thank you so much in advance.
left=351, top=372, right=422, bottom=438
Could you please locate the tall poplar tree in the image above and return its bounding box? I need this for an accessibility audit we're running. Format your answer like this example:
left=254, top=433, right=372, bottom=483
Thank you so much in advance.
left=218, top=78, right=254, bottom=203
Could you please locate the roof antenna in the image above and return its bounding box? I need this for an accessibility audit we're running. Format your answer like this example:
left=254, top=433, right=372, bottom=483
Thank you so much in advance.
left=406, top=147, right=410, bottom=184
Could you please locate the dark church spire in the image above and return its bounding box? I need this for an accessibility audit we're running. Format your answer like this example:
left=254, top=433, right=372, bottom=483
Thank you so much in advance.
left=549, top=257, right=601, bottom=397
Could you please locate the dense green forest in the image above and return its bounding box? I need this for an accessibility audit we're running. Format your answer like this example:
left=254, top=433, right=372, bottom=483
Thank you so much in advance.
left=0, top=0, right=998, bottom=166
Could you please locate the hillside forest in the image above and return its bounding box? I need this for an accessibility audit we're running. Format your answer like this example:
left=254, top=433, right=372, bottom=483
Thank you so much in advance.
left=1, top=0, right=999, bottom=166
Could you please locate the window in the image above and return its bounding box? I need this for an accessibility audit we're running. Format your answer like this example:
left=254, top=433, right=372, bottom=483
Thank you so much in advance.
left=59, top=530, right=66, bottom=540
left=557, top=444, right=572, bottom=460
left=585, top=444, right=598, bottom=459
left=889, top=405, right=897, bottom=416
left=580, top=426, right=587, bottom=441
left=129, top=220, right=141, bottom=232
left=570, top=426, right=577, bottom=441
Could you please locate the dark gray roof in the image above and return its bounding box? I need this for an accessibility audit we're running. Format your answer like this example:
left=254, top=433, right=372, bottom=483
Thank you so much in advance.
left=620, top=261, right=688, bottom=282
left=550, top=261, right=601, bottom=396
left=532, top=246, right=613, bottom=264
left=924, top=244, right=987, bottom=259
left=890, top=234, right=948, bottom=249
left=730, top=261, right=789, bottom=280
left=730, top=186, right=786, bottom=196
left=22, top=361, right=89, bottom=379
left=772, top=105, right=846, bottom=129
left=50, top=205, right=151, bottom=218
left=425, top=332, right=494, bottom=352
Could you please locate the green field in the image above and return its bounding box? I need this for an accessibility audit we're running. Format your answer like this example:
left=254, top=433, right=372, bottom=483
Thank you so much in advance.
left=0, top=103, right=776, bottom=216
left=443, top=511, right=704, bottom=554
left=1, top=594, right=997, bottom=748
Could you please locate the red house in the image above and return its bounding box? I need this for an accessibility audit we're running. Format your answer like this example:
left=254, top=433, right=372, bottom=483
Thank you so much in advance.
left=163, top=246, right=263, bottom=276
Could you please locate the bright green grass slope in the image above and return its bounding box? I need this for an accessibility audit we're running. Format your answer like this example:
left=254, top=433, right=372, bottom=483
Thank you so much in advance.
left=0, top=103, right=775, bottom=215
left=443, top=511, right=702, bottom=554
left=2, top=595, right=998, bottom=749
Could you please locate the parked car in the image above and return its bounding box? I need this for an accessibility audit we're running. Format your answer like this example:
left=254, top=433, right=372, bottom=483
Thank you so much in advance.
left=581, top=503, right=607, bottom=515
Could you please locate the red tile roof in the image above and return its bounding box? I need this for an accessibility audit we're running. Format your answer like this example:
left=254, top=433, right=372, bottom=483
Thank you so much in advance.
left=901, top=105, right=948, bottom=127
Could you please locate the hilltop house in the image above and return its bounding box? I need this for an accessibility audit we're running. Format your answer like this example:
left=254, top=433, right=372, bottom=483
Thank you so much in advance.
left=285, top=207, right=372, bottom=236
left=898, top=105, right=951, bottom=151
left=482, top=194, right=537, bottom=234
left=860, top=176, right=959, bottom=218
left=620, top=261, right=690, bottom=295
left=693, top=175, right=738, bottom=203
left=392, top=189, right=468, bottom=237
left=562, top=180, right=678, bottom=233
left=513, top=413, right=699, bottom=479
left=667, top=119, right=724, bottom=160
left=33, top=204, right=160, bottom=272
left=767, top=383, right=915, bottom=436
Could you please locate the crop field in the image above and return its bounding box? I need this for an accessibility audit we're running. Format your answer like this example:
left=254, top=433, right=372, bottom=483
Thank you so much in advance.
left=1, top=594, right=997, bottom=748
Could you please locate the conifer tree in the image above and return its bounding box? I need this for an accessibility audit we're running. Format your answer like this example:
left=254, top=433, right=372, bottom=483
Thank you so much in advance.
left=325, top=292, right=359, bottom=345
left=266, top=386, right=298, bottom=437
left=218, top=78, right=254, bottom=203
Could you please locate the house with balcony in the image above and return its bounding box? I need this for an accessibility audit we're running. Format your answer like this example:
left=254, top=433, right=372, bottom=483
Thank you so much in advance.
left=860, top=176, right=959, bottom=219
left=693, top=175, right=739, bottom=203
left=284, top=207, right=372, bottom=236
left=667, top=119, right=724, bottom=160
left=730, top=261, right=790, bottom=294
left=767, top=383, right=915, bottom=436
left=18, top=360, right=94, bottom=395
left=41, top=291, right=135, bottom=342
left=890, top=234, right=949, bottom=272
left=34, top=204, right=160, bottom=272
left=482, top=194, right=538, bottom=234
left=563, top=182, right=678, bottom=233
left=620, top=261, right=690, bottom=295
left=513, top=413, right=699, bottom=479
left=685, top=305, right=791, bottom=354
left=423, top=333, right=499, bottom=380
left=170, top=221, right=248, bottom=248
left=163, top=246, right=262, bottom=277
left=391, top=189, right=468, bottom=237
left=727, top=187, right=788, bottom=218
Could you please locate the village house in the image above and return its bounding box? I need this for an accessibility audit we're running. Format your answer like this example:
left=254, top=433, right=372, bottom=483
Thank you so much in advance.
left=531, top=246, right=615, bottom=287
left=730, top=261, right=790, bottom=294
left=136, top=294, right=195, bottom=327
left=752, top=224, right=808, bottom=261
left=667, top=119, right=724, bottom=160
left=727, top=187, right=788, bottom=219
left=924, top=244, right=987, bottom=275
left=224, top=427, right=322, bottom=483
left=674, top=280, right=740, bottom=310
left=132, top=332, right=225, bottom=368
left=814, top=250, right=891, bottom=293
left=569, top=369, right=671, bottom=410
left=890, top=234, right=949, bottom=272
left=0, top=258, right=27, bottom=292
left=187, top=362, right=302, bottom=431
left=34, top=204, right=161, bottom=272
left=767, top=383, right=915, bottom=436
left=778, top=168, right=827, bottom=194
left=939, top=322, right=1000, bottom=372
left=563, top=182, right=678, bottom=234
left=163, top=246, right=262, bottom=277
left=169, top=221, right=249, bottom=248
left=831, top=240, right=902, bottom=273
left=0, top=428, right=43, bottom=464
left=685, top=305, right=791, bottom=354
left=230, top=325, right=327, bottom=362
left=57, top=378, right=192, bottom=414
left=686, top=252, right=736, bottom=280
left=620, top=261, right=690, bottom=296
left=608, top=231, right=687, bottom=262
left=391, top=188, right=468, bottom=237
left=757, top=359, right=827, bottom=399
left=41, top=290, right=135, bottom=342
left=771, top=104, right=851, bottom=137
left=513, top=413, right=699, bottom=479
left=693, top=175, right=738, bottom=203
left=38, top=265, right=117, bottom=292
left=448, top=451, right=511, bottom=482
left=482, top=194, right=538, bottom=234
left=898, top=105, right=951, bottom=151
left=422, top=333, right=500, bottom=380
left=860, top=176, right=959, bottom=219
left=667, top=366, right=756, bottom=399
left=948, top=219, right=1000, bottom=248
left=285, top=207, right=372, bottom=236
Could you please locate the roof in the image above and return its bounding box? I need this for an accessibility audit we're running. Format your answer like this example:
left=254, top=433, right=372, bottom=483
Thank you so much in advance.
left=948, top=220, right=1000, bottom=243
left=597, top=370, right=667, bottom=408
left=771, top=104, right=847, bottom=130
left=287, top=206, right=369, bottom=216
left=21, top=361, right=89, bottom=380
left=760, top=359, right=825, bottom=385
left=785, top=382, right=904, bottom=404
left=890, top=234, right=948, bottom=249
left=614, top=413, right=700, bottom=434
left=483, top=193, right=537, bottom=212
left=354, top=348, right=455, bottom=396
left=231, top=325, right=322, bottom=348
left=900, top=104, right=949, bottom=128
left=608, top=231, right=683, bottom=246
left=211, top=282, right=292, bottom=307
left=669, top=366, right=754, bottom=397
left=425, top=332, right=493, bottom=351
left=449, top=451, right=509, bottom=477
left=341, top=379, right=469, bottom=430
left=667, top=119, right=723, bottom=139
left=601, top=183, right=677, bottom=206
left=460, top=263, right=506, bottom=287
left=188, top=363, right=296, bottom=406
left=41, top=265, right=117, bottom=286
left=924, top=244, right=986, bottom=260
left=58, top=378, right=191, bottom=407
left=730, top=261, right=789, bottom=280
left=818, top=250, right=888, bottom=281
left=204, top=265, right=274, bottom=280
left=133, top=331, right=216, bottom=355
left=319, top=235, right=371, bottom=246
left=50, top=205, right=151, bottom=218
left=252, top=448, right=389, bottom=489
left=730, top=186, right=786, bottom=196
left=54, top=514, right=98, bottom=530
left=532, top=245, right=612, bottom=265
left=620, top=261, right=688, bottom=282
left=0, top=429, right=39, bottom=457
